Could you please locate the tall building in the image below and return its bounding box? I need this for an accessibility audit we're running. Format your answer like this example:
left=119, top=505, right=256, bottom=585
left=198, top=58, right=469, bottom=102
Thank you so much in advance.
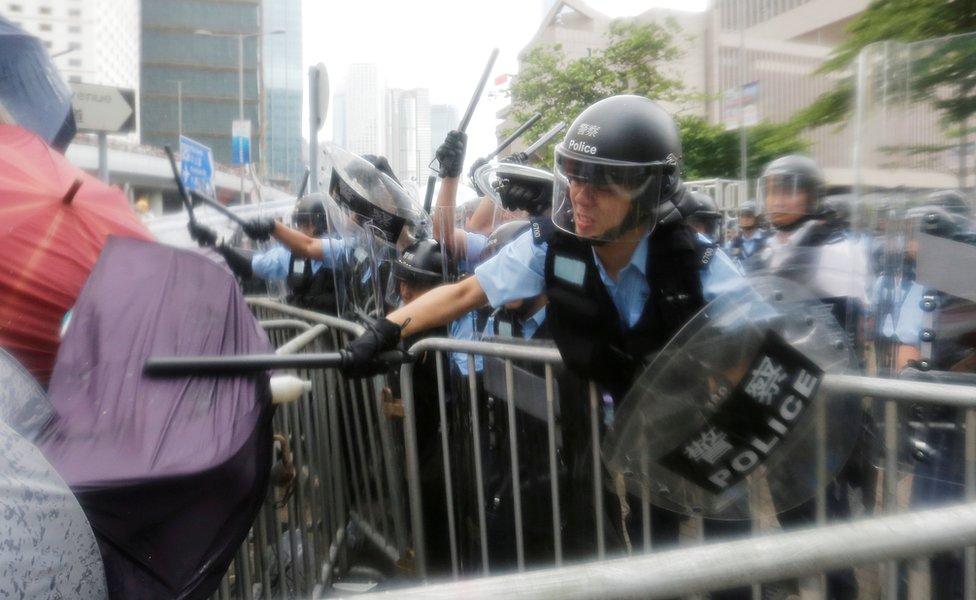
left=262, top=0, right=303, bottom=190
left=140, top=0, right=262, bottom=167
left=341, top=63, right=383, bottom=155
left=4, top=0, right=139, bottom=107
left=429, top=104, right=457, bottom=156
left=386, top=88, right=431, bottom=186
left=331, top=92, right=346, bottom=146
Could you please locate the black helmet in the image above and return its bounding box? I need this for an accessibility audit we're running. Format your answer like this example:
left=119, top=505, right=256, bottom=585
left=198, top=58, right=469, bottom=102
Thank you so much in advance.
left=927, top=189, right=970, bottom=218
left=739, top=200, right=759, bottom=217
left=552, top=95, right=682, bottom=241
left=393, top=238, right=444, bottom=286
left=906, top=205, right=962, bottom=239
left=759, top=155, right=825, bottom=215
left=480, top=220, right=531, bottom=263
left=291, top=195, right=328, bottom=236
left=686, top=191, right=722, bottom=238
left=821, top=194, right=852, bottom=228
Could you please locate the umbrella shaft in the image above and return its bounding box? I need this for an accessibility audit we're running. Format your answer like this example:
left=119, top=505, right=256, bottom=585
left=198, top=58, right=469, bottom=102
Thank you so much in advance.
left=145, top=352, right=345, bottom=376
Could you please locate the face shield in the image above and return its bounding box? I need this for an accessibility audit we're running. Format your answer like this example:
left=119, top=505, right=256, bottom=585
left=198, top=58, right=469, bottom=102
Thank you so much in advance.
left=552, top=146, right=666, bottom=242
left=474, top=161, right=552, bottom=220
left=325, top=143, right=430, bottom=249
left=758, top=173, right=810, bottom=229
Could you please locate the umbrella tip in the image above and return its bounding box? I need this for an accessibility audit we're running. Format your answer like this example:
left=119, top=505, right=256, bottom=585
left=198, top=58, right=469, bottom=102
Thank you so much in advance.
left=62, top=178, right=83, bottom=205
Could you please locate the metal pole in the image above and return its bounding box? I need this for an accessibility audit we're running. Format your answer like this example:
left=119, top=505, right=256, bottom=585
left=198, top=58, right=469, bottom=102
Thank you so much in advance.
left=738, top=0, right=748, bottom=195
left=97, top=132, right=108, bottom=183
left=239, top=33, right=246, bottom=204
left=308, top=67, right=319, bottom=193
left=177, top=80, right=183, bottom=140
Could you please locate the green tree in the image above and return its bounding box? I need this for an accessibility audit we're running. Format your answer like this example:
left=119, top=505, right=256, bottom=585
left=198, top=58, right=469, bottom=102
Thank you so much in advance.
left=678, top=116, right=808, bottom=181
left=793, top=0, right=976, bottom=185
left=507, top=18, right=688, bottom=166
left=507, top=18, right=808, bottom=180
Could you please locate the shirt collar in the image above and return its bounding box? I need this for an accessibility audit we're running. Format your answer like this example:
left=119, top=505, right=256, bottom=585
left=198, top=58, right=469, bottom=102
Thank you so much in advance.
left=592, top=231, right=651, bottom=284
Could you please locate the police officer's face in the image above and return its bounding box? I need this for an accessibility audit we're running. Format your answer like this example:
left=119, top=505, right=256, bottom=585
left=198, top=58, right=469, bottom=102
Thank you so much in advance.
left=569, top=179, right=631, bottom=238
left=766, top=183, right=808, bottom=228
left=740, top=214, right=757, bottom=231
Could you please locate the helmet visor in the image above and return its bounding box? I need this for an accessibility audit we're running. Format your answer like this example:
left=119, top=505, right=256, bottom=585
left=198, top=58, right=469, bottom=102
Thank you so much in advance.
left=552, top=146, right=665, bottom=241
left=759, top=173, right=809, bottom=227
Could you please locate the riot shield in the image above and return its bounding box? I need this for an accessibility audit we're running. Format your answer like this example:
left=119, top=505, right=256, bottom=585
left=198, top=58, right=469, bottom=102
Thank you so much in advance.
left=603, top=276, right=861, bottom=520
left=324, top=143, right=431, bottom=249
left=851, top=34, right=976, bottom=522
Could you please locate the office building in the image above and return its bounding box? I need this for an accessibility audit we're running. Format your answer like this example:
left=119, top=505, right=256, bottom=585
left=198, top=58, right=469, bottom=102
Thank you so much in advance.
left=262, top=0, right=303, bottom=190
left=386, top=88, right=431, bottom=186
left=429, top=103, right=457, bottom=157
left=140, top=0, right=262, bottom=167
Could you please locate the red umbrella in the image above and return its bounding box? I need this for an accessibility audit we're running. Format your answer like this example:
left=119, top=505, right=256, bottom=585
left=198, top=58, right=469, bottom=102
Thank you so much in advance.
left=0, top=124, right=152, bottom=383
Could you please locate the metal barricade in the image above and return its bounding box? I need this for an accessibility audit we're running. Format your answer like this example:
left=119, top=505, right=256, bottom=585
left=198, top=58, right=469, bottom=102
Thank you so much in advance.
left=213, top=298, right=409, bottom=600
left=209, top=299, right=976, bottom=599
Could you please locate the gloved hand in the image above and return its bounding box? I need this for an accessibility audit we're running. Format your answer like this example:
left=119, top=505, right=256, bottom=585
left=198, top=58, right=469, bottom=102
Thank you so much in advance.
left=339, top=318, right=404, bottom=378
left=501, top=151, right=529, bottom=165
left=188, top=220, right=218, bottom=247
left=434, top=130, right=467, bottom=178
left=362, top=154, right=400, bottom=184
left=242, top=217, right=276, bottom=242
left=495, top=176, right=552, bottom=216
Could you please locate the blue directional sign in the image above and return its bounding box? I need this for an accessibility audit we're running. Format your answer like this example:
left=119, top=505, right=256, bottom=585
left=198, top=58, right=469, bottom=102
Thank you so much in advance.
left=179, top=135, right=214, bottom=197
left=232, top=119, right=251, bottom=165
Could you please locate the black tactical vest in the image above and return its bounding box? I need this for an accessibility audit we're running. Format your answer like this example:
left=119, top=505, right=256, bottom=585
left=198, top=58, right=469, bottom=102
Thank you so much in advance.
left=537, top=219, right=712, bottom=399
left=492, top=307, right=551, bottom=341
left=286, top=254, right=337, bottom=312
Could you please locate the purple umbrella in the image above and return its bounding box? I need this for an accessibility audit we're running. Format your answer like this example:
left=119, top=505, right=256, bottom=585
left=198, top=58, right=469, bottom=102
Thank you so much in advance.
left=39, top=236, right=274, bottom=599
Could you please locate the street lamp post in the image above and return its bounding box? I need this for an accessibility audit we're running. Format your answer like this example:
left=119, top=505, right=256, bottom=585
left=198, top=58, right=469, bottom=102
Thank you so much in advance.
left=194, top=28, right=284, bottom=204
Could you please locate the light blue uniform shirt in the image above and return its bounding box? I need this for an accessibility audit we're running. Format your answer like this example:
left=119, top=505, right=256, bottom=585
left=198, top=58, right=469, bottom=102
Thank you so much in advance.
left=475, top=229, right=744, bottom=329
left=484, top=306, right=547, bottom=340
left=459, top=230, right=489, bottom=274
left=250, top=239, right=345, bottom=281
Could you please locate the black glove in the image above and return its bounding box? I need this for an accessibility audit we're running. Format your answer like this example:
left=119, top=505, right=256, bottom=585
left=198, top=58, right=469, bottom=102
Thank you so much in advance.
left=501, top=151, right=529, bottom=165
left=188, top=220, right=217, bottom=247
left=215, top=244, right=254, bottom=280
left=434, top=130, right=467, bottom=178
left=242, top=217, right=276, bottom=242
left=495, top=176, right=551, bottom=216
left=339, top=318, right=404, bottom=379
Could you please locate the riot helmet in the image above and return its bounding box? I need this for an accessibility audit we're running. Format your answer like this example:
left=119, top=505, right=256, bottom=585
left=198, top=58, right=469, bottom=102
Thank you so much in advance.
left=291, top=194, right=328, bottom=237
left=480, top=220, right=531, bottom=263
left=738, top=200, right=758, bottom=217
left=685, top=191, right=722, bottom=240
left=325, top=143, right=431, bottom=248
left=758, top=155, right=824, bottom=230
left=927, top=189, right=971, bottom=218
left=390, top=238, right=444, bottom=306
left=821, top=194, right=853, bottom=229
left=737, top=200, right=760, bottom=233
left=552, top=95, right=682, bottom=242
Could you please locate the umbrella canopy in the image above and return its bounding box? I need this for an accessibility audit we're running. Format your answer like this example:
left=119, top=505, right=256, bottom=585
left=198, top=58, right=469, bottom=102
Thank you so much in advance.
left=0, top=16, right=76, bottom=149
left=39, top=236, right=273, bottom=599
left=0, top=124, right=152, bottom=383
left=0, top=348, right=107, bottom=598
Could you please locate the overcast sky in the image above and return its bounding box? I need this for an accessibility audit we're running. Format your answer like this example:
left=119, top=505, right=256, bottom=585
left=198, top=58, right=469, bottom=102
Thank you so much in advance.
left=301, top=0, right=708, bottom=163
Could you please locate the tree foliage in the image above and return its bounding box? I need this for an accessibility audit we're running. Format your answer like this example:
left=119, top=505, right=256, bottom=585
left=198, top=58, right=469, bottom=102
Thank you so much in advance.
left=793, top=0, right=976, bottom=129
left=679, top=116, right=808, bottom=181
left=507, top=18, right=807, bottom=180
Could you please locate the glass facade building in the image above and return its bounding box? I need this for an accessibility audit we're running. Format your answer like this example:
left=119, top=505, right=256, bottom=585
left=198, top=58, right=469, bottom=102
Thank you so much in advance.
left=263, top=0, right=303, bottom=190
left=140, top=0, right=261, bottom=167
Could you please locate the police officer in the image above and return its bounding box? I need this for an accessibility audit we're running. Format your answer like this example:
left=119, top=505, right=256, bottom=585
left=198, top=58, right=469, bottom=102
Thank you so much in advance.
left=756, top=154, right=869, bottom=600
left=338, top=95, right=745, bottom=553
left=188, top=195, right=343, bottom=312
left=685, top=190, right=723, bottom=243
left=725, top=200, right=767, bottom=264
left=479, top=220, right=548, bottom=341
left=392, top=238, right=446, bottom=306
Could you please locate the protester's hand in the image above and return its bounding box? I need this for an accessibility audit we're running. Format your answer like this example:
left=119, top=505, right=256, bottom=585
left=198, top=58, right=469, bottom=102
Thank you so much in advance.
left=340, top=318, right=404, bottom=378
left=501, top=152, right=529, bottom=165
left=434, top=130, right=467, bottom=178
left=495, top=176, right=551, bottom=216
left=242, top=217, right=276, bottom=242
left=187, top=221, right=218, bottom=247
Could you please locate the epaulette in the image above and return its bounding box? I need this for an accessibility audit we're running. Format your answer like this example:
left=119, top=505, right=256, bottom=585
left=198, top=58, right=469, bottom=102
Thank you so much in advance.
left=530, top=216, right=555, bottom=246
